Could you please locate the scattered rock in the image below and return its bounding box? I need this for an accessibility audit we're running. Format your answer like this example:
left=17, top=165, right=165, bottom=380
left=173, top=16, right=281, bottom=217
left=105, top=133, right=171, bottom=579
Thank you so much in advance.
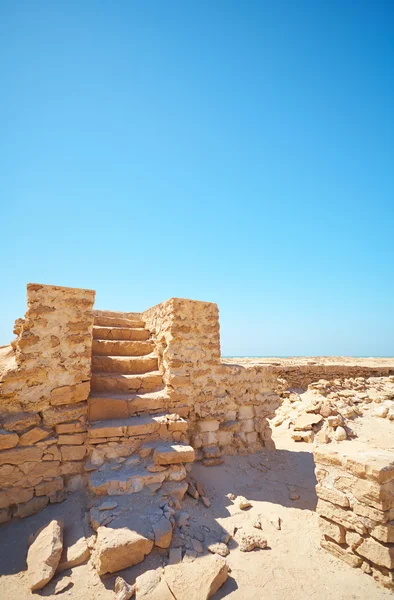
left=92, top=526, right=153, bottom=575
left=183, top=549, right=197, bottom=563
left=270, top=515, right=281, bottom=530
left=175, top=511, right=189, bottom=527
left=293, top=413, right=323, bottom=431
left=334, top=426, right=347, bottom=441
left=27, top=520, right=63, bottom=591
left=164, top=554, right=229, bottom=600
left=226, top=493, right=236, bottom=501
left=207, top=542, right=229, bottom=557
left=289, top=493, right=300, bottom=501
left=135, top=569, right=173, bottom=600
left=201, top=496, right=211, bottom=508
left=54, top=576, right=72, bottom=595
left=97, top=500, right=118, bottom=511
left=168, top=547, right=183, bottom=565
left=153, top=516, right=173, bottom=549
left=187, top=483, right=199, bottom=499
left=115, top=576, right=136, bottom=600
left=237, top=532, right=268, bottom=552
left=191, top=538, right=204, bottom=553
left=237, top=496, right=252, bottom=510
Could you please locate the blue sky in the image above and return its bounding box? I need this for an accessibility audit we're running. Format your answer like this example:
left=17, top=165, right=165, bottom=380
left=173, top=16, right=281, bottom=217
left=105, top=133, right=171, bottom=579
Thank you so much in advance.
left=1, top=0, right=393, bottom=356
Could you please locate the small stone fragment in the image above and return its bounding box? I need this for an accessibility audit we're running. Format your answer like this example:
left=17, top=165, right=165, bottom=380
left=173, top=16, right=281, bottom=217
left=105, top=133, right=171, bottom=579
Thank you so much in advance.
left=114, top=576, right=135, bottom=600
left=207, top=542, right=229, bottom=557
left=237, top=496, right=252, bottom=510
left=238, top=532, right=268, bottom=552
left=54, top=576, right=72, bottom=595
left=334, top=426, right=347, bottom=441
left=187, top=482, right=199, bottom=499
left=168, top=547, right=182, bottom=565
left=201, top=496, right=211, bottom=508
left=98, top=500, right=118, bottom=511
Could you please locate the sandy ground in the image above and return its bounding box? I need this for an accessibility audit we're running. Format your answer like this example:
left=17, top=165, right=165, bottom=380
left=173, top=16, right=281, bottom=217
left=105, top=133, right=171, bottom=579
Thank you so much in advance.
left=1, top=428, right=392, bottom=599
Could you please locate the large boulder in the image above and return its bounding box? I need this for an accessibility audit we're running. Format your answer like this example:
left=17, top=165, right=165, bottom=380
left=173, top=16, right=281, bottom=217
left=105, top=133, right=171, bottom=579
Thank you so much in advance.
left=92, top=526, right=153, bottom=575
left=27, top=520, right=63, bottom=591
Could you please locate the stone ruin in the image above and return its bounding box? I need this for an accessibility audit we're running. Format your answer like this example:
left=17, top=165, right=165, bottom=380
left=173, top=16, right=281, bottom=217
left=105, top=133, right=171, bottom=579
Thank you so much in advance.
left=0, top=282, right=393, bottom=594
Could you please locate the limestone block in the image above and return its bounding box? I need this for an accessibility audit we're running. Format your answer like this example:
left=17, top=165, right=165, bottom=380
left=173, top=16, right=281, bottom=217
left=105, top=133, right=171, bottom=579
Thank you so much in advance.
left=14, top=496, right=48, bottom=518
left=198, top=420, right=220, bottom=433
left=0, top=464, right=24, bottom=488
left=92, top=526, right=153, bottom=575
left=220, top=420, right=240, bottom=432
left=2, top=412, right=40, bottom=432
left=55, top=421, right=87, bottom=434
left=0, top=487, right=34, bottom=509
left=217, top=431, right=233, bottom=446
left=246, top=432, right=258, bottom=444
left=44, top=403, right=88, bottom=427
left=18, top=427, right=49, bottom=446
left=0, top=429, right=19, bottom=450
left=240, top=419, right=254, bottom=434
left=61, top=445, right=87, bottom=461
left=50, top=381, right=90, bottom=406
left=27, top=520, right=63, bottom=591
left=316, top=484, right=350, bottom=507
left=0, top=446, right=43, bottom=466
left=357, top=537, right=394, bottom=570
left=320, top=536, right=362, bottom=568
left=317, top=499, right=367, bottom=535
left=346, top=530, right=363, bottom=551
left=202, top=431, right=217, bottom=446
left=318, top=516, right=346, bottom=544
left=163, top=554, right=229, bottom=600
left=153, top=516, right=173, bottom=548
left=35, top=477, right=64, bottom=496
left=58, top=433, right=87, bottom=445
left=238, top=406, right=255, bottom=419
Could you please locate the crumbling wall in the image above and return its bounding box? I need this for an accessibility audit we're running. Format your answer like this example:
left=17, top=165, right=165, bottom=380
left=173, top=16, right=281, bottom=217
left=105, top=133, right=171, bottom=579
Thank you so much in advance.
left=314, top=443, right=394, bottom=591
left=0, top=283, right=95, bottom=522
left=143, top=299, right=280, bottom=462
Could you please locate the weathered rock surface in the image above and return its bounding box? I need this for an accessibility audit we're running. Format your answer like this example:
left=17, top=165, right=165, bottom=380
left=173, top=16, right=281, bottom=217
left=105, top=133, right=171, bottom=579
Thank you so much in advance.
left=164, top=554, right=229, bottom=600
left=92, top=526, right=153, bottom=575
left=27, top=520, right=63, bottom=591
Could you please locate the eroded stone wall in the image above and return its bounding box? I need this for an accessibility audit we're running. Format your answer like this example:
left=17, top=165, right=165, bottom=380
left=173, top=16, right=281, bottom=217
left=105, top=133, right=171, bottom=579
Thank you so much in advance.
left=143, top=299, right=280, bottom=462
left=0, top=283, right=95, bottom=522
left=314, top=443, right=394, bottom=591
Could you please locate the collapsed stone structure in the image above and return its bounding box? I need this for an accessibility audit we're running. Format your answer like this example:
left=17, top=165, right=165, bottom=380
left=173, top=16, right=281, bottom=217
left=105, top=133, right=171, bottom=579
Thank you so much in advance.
left=314, top=443, right=394, bottom=591
left=0, top=283, right=281, bottom=521
left=1, top=283, right=393, bottom=594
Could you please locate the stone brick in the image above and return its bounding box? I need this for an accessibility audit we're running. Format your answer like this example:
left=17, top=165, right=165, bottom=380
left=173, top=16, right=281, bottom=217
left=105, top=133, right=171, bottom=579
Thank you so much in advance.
left=43, top=403, right=88, bottom=427
left=238, top=406, right=255, bottom=419
left=0, top=446, right=43, bottom=466
left=318, top=516, right=346, bottom=544
left=14, top=496, right=48, bottom=518
left=240, top=419, right=254, bottom=434
left=50, top=381, right=90, bottom=406
left=201, top=431, right=217, bottom=446
left=60, top=461, right=85, bottom=476
left=35, top=477, right=64, bottom=496
left=2, top=412, right=40, bottom=433
left=316, top=484, right=350, bottom=507
left=18, top=427, right=50, bottom=446
left=0, top=464, right=24, bottom=488
left=320, top=536, right=363, bottom=568
left=198, top=420, right=220, bottom=433
left=357, top=537, right=394, bottom=570
left=0, top=487, right=34, bottom=509
left=317, top=499, right=367, bottom=535
left=58, top=433, right=87, bottom=445
left=0, top=429, right=19, bottom=450
left=217, top=431, right=233, bottom=446
left=55, top=421, right=87, bottom=434
left=60, top=445, right=87, bottom=461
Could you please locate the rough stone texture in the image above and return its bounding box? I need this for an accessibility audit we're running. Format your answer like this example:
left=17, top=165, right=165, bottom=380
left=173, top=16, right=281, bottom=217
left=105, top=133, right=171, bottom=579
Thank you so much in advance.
left=143, top=298, right=280, bottom=457
left=91, top=526, right=154, bottom=575
left=27, top=519, right=63, bottom=591
left=163, top=554, right=229, bottom=600
left=0, top=284, right=94, bottom=518
left=315, top=442, right=394, bottom=591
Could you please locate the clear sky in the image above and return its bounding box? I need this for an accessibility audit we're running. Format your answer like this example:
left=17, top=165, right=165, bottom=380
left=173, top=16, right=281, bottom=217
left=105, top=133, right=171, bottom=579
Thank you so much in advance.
left=1, top=1, right=393, bottom=356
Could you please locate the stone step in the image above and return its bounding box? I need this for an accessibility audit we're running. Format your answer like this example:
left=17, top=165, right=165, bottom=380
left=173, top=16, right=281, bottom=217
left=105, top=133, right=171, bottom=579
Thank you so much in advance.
left=153, top=443, right=195, bottom=465
left=94, top=315, right=145, bottom=328
left=88, top=390, right=170, bottom=421
left=88, top=413, right=180, bottom=439
left=88, top=464, right=169, bottom=496
left=92, top=339, right=154, bottom=356
left=93, top=326, right=151, bottom=342
left=91, top=371, right=163, bottom=394
left=91, top=354, right=158, bottom=375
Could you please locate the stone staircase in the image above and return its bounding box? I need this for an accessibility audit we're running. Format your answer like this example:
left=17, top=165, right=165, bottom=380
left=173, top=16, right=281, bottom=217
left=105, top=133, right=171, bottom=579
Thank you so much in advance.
left=86, top=311, right=195, bottom=498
